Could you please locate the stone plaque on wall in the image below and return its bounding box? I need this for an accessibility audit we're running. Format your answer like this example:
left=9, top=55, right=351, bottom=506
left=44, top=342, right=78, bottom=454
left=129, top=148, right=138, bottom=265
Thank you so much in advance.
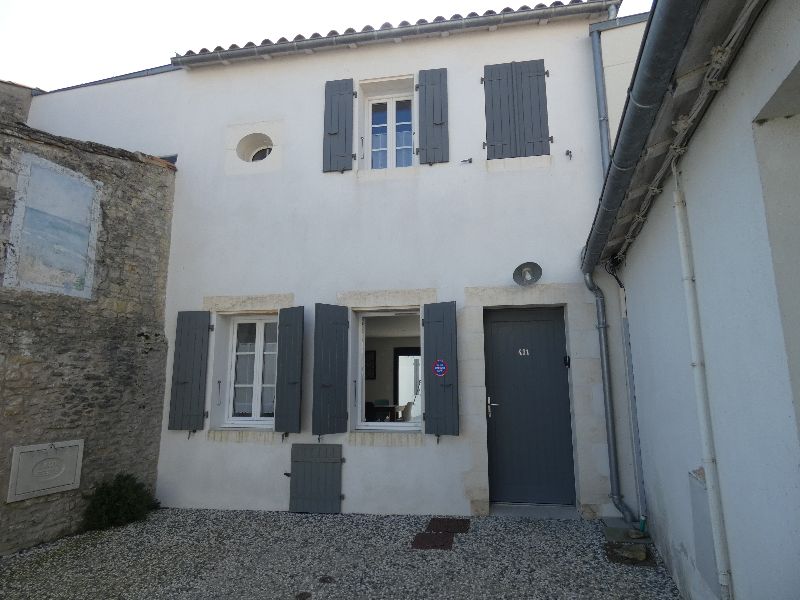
left=7, top=440, right=84, bottom=503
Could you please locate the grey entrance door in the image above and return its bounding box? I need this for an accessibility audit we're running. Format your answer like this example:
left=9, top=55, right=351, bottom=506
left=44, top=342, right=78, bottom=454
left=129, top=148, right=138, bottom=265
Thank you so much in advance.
left=484, top=308, right=575, bottom=504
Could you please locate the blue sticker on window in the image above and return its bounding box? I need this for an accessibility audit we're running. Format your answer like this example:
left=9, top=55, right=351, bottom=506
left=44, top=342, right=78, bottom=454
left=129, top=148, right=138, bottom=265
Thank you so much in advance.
left=432, top=359, right=448, bottom=377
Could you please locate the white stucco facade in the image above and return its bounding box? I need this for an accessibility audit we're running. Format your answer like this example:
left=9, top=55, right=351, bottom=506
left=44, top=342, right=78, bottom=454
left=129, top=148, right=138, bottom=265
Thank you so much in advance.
left=27, top=14, right=639, bottom=519
left=617, top=0, right=800, bottom=598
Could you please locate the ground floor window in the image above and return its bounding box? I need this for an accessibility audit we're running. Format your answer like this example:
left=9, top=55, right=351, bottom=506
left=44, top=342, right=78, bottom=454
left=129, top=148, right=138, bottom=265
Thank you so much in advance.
left=357, top=311, right=423, bottom=429
left=229, top=316, right=278, bottom=424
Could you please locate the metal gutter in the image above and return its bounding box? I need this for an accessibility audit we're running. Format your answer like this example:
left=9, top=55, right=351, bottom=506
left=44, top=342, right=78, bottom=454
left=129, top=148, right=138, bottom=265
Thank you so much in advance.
left=589, top=11, right=649, bottom=33
left=34, top=65, right=181, bottom=96
left=580, top=0, right=704, bottom=273
left=172, top=1, right=622, bottom=68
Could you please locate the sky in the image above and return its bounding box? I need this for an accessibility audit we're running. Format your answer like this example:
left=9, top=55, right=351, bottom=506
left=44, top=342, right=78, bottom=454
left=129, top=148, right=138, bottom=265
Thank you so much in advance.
left=0, top=0, right=652, bottom=92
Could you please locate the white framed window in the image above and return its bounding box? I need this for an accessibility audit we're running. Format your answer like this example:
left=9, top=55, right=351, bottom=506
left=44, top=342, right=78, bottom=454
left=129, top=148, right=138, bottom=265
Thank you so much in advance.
left=354, top=309, right=423, bottom=431
left=226, top=316, right=279, bottom=426
left=368, top=96, right=414, bottom=170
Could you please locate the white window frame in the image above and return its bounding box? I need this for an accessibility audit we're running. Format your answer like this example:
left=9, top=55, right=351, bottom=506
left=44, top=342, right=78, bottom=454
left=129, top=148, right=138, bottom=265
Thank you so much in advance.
left=225, top=315, right=279, bottom=428
left=354, top=309, right=424, bottom=431
left=366, top=94, right=414, bottom=170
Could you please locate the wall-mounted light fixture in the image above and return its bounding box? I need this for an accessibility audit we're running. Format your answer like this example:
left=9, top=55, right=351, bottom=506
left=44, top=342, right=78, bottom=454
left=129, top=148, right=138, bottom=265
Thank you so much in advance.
left=513, top=262, right=542, bottom=286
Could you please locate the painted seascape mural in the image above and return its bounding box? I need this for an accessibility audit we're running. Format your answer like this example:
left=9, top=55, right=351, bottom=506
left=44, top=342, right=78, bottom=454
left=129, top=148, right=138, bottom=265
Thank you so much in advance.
left=10, top=156, right=98, bottom=298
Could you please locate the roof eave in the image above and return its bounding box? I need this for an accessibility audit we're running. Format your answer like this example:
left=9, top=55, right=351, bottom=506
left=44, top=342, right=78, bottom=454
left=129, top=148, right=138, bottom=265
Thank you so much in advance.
left=172, top=1, right=621, bottom=68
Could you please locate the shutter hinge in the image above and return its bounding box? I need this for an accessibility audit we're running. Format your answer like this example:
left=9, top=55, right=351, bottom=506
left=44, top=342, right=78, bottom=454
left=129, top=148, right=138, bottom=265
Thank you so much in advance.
left=549, top=136, right=554, bottom=144
left=421, top=318, right=425, bottom=326
left=480, top=76, right=484, bottom=84
left=340, top=457, right=346, bottom=464
left=422, top=411, right=426, bottom=421
left=204, top=410, right=209, bottom=418
left=415, top=148, right=420, bottom=155
left=564, top=355, right=571, bottom=369
left=353, top=91, right=357, bottom=98
left=209, top=324, right=215, bottom=332
left=415, top=83, right=419, bottom=91
left=545, top=70, right=550, bottom=77
left=351, top=153, right=356, bottom=160
left=340, top=494, right=345, bottom=500
left=482, top=142, right=487, bottom=149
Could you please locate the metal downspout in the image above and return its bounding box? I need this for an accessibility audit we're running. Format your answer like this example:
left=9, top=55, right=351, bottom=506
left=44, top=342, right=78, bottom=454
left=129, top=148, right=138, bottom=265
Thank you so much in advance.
left=584, top=271, right=636, bottom=523
left=672, top=162, right=733, bottom=599
left=591, top=29, right=612, bottom=174
left=619, top=287, right=648, bottom=529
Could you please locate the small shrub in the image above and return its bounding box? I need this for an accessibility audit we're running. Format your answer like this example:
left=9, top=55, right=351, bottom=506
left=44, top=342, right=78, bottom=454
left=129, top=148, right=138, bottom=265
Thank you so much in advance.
left=83, top=473, right=159, bottom=531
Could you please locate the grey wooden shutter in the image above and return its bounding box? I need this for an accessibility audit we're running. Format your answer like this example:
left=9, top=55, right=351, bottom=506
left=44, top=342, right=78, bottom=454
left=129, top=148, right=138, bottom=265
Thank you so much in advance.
left=417, top=68, right=449, bottom=165
left=168, top=311, right=210, bottom=431
left=512, top=59, right=550, bottom=157
left=322, top=79, right=354, bottom=173
left=289, top=443, right=343, bottom=513
left=274, top=306, right=304, bottom=433
left=484, top=63, right=516, bottom=160
left=423, top=301, right=460, bottom=436
left=312, top=303, right=349, bottom=435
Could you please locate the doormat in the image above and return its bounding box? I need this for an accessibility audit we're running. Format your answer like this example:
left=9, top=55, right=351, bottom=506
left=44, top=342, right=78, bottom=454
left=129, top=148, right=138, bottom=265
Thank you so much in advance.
left=411, top=532, right=455, bottom=550
left=426, top=517, right=471, bottom=533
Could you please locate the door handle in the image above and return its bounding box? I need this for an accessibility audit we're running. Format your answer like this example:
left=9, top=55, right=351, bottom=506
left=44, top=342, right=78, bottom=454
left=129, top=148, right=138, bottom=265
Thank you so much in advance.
left=487, top=396, right=500, bottom=418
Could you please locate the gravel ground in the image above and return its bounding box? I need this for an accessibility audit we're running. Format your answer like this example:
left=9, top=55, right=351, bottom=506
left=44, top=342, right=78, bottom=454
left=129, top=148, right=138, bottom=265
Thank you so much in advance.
left=0, top=509, right=680, bottom=600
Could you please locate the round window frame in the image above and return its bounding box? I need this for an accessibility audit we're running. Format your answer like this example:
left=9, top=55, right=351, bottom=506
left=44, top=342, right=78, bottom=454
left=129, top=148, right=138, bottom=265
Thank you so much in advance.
left=236, top=133, right=274, bottom=163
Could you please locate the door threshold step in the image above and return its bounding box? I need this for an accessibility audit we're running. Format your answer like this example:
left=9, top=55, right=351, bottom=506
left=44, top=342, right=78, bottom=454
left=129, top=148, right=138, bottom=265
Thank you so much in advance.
left=490, top=503, right=579, bottom=519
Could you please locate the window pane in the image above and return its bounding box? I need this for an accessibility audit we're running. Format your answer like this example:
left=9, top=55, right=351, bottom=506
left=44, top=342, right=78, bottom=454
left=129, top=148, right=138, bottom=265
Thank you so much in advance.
left=234, top=354, right=255, bottom=384
left=396, top=99, right=411, bottom=124
left=372, top=150, right=387, bottom=169
left=396, top=148, right=413, bottom=168
left=264, top=322, right=278, bottom=353
left=236, top=323, right=256, bottom=352
left=261, top=386, right=275, bottom=417
left=262, top=353, right=277, bottom=385
left=396, top=125, right=412, bottom=149
left=371, top=130, right=387, bottom=151
left=233, top=387, right=253, bottom=417
left=371, top=102, right=387, bottom=126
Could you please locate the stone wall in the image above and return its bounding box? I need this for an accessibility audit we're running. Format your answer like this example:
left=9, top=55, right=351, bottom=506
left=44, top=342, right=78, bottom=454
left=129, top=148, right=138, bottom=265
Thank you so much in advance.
left=0, top=121, right=175, bottom=554
left=0, top=81, right=34, bottom=124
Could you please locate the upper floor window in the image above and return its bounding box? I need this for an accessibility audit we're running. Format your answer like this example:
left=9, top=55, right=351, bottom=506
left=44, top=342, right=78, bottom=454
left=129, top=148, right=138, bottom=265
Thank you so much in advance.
left=370, top=98, right=413, bottom=169
left=322, top=70, right=449, bottom=173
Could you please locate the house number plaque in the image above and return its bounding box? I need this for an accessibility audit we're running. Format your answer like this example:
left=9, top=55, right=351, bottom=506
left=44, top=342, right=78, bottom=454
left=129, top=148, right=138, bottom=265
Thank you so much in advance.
left=518, top=348, right=530, bottom=356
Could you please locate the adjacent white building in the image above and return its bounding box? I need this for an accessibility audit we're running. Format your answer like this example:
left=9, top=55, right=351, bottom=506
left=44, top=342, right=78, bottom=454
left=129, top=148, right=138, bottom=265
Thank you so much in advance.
left=582, top=0, right=800, bottom=598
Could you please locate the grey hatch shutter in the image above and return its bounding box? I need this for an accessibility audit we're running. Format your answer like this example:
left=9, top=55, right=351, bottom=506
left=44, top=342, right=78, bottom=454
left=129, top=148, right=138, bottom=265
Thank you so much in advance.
left=168, top=311, right=210, bottom=431
left=322, top=78, right=354, bottom=172
left=423, top=301, right=459, bottom=436
left=289, top=443, right=343, bottom=513
left=417, top=68, right=449, bottom=165
left=312, top=303, right=349, bottom=435
left=512, top=59, right=550, bottom=157
left=274, top=306, right=304, bottom=433
left=483, top=62, right=515, bottom=160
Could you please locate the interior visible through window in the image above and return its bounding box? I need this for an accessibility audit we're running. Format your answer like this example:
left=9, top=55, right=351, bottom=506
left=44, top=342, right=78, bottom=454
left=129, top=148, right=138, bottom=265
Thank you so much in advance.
left=360, top=312, right=423, bottom=427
